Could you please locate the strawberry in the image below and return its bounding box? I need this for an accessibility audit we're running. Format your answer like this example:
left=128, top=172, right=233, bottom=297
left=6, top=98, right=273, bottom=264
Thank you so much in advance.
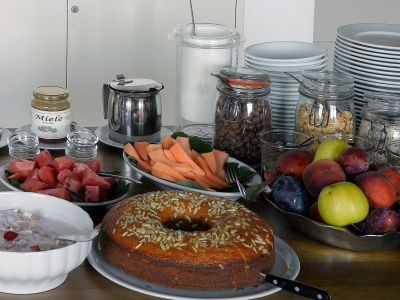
left=30, top=245, right=41, bottom=252
left=4, top=231, right=18, bottom=241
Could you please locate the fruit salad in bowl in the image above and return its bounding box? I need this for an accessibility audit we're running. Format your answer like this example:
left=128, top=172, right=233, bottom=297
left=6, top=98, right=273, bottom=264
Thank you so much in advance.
left=263, top=136, right=400, bottom=251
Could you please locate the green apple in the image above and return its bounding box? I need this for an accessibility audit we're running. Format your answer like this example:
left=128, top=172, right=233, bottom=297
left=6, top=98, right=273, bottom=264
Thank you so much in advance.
left=313, top=137, right=349, bottom=162
left=318, top=182, right=369, bottom=227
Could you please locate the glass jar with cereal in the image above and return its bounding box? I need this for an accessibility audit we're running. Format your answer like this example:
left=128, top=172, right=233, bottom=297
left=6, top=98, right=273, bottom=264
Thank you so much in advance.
left=295, top=70, right=355, bottom=140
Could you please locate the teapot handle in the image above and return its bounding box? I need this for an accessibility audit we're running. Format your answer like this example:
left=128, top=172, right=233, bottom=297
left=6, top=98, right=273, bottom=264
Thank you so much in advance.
left=102, top=83, right=110, bottom=119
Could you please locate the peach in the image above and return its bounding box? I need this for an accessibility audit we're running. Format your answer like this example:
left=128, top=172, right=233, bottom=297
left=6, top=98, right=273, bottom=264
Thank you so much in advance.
left=275, top=149, right=312, bottom=179
left=302, top=159, right=346, bottom=198
left=378, top=166, right=400, bottom=196
left=355, top=171, right=396, bottom=208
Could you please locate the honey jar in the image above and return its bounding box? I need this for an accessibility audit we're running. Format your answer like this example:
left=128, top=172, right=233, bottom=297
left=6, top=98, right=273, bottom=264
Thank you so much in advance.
left=31, top=86, right=71, bottom=143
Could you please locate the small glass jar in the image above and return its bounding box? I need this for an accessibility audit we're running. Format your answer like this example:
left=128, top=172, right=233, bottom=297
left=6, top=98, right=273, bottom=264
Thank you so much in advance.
left=31, top=86, right=71, bottom=144
left=65, top=131, right=98, bottom=162
left=213, top=67, right=271, bottom=167
left=295, top=70, right=355, bottom=140
left=358, top=92, right=400, bottom=168
left=8, top=131, right=40, bottom=160
left=258, top=128, right=314, bottom=173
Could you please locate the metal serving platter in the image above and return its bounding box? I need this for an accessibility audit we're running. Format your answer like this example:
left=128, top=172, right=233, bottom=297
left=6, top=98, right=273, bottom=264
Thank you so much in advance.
left=263, top=194, right=400, bottom=251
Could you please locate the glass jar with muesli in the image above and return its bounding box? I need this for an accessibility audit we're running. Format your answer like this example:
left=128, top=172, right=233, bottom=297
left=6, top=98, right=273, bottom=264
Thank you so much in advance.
left=295, top=70, right=355, bottom=140
left=358, top=92, right=400, bottom=168
left=213, top=67, right=271, bottom=167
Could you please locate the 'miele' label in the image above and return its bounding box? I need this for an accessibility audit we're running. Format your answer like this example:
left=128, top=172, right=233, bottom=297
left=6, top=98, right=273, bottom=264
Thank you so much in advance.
left=31, top=108, right=71, bottom=139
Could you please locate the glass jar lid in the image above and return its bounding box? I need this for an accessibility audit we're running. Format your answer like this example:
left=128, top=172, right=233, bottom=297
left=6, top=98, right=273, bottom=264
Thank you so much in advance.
left=362, top=92, right=400, bottom=124
left=33, top=86, right=69, bottom=101
left=219, top=66, right=271, bottom=88
left=168, top=23, right=242, bottom=49
left=299, top=70, right=354, bottom=100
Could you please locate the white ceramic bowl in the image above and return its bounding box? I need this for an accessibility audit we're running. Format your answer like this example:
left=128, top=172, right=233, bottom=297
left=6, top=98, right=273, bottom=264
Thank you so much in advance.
left=0, top=192, right=93, bottom=294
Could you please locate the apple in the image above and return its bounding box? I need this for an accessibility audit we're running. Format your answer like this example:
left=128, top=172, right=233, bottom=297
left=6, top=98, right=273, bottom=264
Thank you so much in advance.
left=314, top=137, right=349, bottom=162
left=318, top=182, right=369, bottom=227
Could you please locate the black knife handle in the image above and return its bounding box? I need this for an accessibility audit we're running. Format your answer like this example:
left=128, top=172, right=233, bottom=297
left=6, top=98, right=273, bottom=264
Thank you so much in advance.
left=263, top=273, right=331, bottom=300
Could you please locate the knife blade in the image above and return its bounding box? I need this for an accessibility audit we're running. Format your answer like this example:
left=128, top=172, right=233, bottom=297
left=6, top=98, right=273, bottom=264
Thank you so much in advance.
left=261, top=272, right=331, bottom=300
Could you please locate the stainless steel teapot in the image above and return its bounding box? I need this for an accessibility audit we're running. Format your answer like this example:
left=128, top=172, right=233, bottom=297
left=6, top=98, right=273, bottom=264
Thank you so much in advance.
left=103, top=74, right=163, bottom=144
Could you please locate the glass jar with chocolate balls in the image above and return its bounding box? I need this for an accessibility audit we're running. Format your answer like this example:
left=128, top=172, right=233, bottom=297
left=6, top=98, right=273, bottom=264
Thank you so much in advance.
left=213, top=67, right=271, bottom=167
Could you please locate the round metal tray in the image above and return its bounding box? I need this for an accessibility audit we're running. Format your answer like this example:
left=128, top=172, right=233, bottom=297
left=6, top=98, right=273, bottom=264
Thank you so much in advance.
left=263, top=194, right=400, bottom=251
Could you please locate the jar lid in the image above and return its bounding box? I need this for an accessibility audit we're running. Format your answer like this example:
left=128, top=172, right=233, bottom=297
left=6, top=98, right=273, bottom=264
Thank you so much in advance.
left=299, top=70, right=354, bottom=100
left=33, top=86, right=69, bottom=101
left=362, top=92, right=400, bottom=123
left=109, top=78, right=163, bottom=93
left=218, top=67, right=271, bottom=88
left=168, top=23, right=242, bottom=49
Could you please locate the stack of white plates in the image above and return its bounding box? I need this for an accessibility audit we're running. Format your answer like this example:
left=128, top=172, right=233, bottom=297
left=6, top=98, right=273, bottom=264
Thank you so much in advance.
left=334, top=23, right=400, bottom=125
left=244, top=41, right=327, bottom=129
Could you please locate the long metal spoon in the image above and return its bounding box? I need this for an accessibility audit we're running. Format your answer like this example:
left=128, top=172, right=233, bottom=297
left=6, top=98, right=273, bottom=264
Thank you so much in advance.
left=99, top=171, right=142, bottom=184
left=56, top=226, right=100, bottom=243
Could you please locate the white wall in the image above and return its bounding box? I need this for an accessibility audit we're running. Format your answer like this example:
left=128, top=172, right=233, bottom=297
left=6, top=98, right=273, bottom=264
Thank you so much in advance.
left=0, top=0, right=67, bottom=128
left=314, top=0, right=400, bottom=69
left=243, top=0, right=315, bottom=47
left=0, top=0, right=243, bottom=128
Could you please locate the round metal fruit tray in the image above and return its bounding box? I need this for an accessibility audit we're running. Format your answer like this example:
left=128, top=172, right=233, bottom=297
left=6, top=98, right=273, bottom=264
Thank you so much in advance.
left=263, top=194, right=400, bottom=251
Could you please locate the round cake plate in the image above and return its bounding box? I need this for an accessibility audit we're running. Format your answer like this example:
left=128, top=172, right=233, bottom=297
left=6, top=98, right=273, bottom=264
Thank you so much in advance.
left=95, top=126, right=173, bottom=149
left=87, top=235, right=300, bottom=300
left=0, top=128, right=11, bottom=149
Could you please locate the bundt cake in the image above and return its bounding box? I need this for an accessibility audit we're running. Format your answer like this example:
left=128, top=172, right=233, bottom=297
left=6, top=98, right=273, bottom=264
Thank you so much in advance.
left=100, top=190, right=275, bottom=289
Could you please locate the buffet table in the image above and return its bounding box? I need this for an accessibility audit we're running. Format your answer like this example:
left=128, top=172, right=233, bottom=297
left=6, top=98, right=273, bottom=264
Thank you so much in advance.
left=0, top=132, right=398, bottom=300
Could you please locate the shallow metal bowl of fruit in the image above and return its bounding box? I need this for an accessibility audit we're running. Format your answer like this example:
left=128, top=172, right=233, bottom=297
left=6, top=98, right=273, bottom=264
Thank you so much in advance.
left=263, top=194, right=400, bottom=251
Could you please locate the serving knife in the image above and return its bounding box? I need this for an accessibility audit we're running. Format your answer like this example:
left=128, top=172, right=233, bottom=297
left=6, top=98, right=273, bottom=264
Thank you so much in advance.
left=261, top=272, right=331, bottom=300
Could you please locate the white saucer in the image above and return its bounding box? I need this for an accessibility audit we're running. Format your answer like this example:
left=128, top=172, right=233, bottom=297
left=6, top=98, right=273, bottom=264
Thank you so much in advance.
left=95, top=126, right=173, bottom=149
left=0, top=128, right=11, bottom=149
left=88, top=235, right=300, bottom=300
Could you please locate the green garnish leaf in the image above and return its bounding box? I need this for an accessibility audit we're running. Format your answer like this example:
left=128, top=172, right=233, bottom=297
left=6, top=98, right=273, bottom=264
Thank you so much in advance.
left=9, top=179, right=20, bottom=187
left=224, top=162, right=257, bottom=184
left=109, top=180, right=130, bottom=198
left=188, top=136, right=212, bottom=154
left=4, top=170, right=20, bottom=187
left=177, top=179, right=205, bottom=190
left=171, top=131, right=188, bottom=139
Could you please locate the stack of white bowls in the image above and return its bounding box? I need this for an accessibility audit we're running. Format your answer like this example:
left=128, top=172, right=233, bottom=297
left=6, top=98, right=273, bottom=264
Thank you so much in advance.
left=244, top=42, right=328, bottom=129
left=334, top=23, right=400, bottom=125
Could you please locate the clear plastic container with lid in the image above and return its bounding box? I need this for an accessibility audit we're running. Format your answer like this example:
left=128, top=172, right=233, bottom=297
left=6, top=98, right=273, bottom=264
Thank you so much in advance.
left=295, top=70, right=355, bottom=140
left=31, top=86, right=71, bottom=143
left=168, top=23, right=243, bottom=140
left=213, top=67, right=271, bottom=167
left=357, top=92, right=400, bottom=167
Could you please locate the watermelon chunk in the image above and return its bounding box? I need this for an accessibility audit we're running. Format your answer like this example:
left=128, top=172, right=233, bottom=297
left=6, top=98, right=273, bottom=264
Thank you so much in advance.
left=57, top=169, right=75, bottom=183
left=54, top=156, right=75, bottom=172
left=7, top=172, right=24, bottom=181
left=85, top=186, right=100, bottom=202
left=27, top=169, right=39, bottom=180
left=82, top=170, right=111, bottom=190
left=73, top=163, right=92, bottom=177
left=37, top=166, right=58, bottom=188
left=84, top=160, right=101, bottom=173
left=19, top=178, right=49, bottom=192
left=35, top=149, right=54, bottom=168
left=8, top=160, right=36, bottom=178
left=63, top=176, right=83, bottom=194
left=37, top=188, right=71, bottom=200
